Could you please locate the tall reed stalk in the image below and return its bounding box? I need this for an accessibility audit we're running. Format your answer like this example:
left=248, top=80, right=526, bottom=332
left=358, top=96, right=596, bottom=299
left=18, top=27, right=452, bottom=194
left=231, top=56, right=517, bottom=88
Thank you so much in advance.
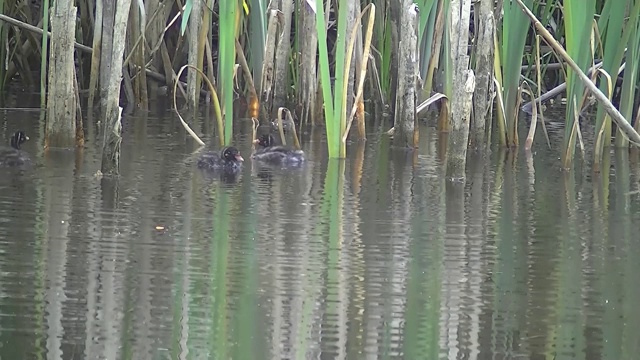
left=315, top=0, right=374, bottom=158
left=219, top=0, right=239, bottom=145
left=248, top=0, right=267, bottom=91
left=0, top=0, right=5, bottom=91
left=618, top=11, right=640, bottom=146
left=498, top=0, right=535, bottom=147
left=40, top=0, right=49, bottom=108
left=415, top=0, right=438, bottom=94
left=562, top=0, right=596, bottom=168
left=314, top=0, right=340, bottom=158
left=593, top=0, right=627, bottom=152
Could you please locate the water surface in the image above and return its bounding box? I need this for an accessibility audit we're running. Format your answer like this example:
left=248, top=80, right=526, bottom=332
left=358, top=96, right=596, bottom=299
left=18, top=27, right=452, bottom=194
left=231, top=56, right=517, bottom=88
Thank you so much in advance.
left=0, top=105, right=639, bottom=360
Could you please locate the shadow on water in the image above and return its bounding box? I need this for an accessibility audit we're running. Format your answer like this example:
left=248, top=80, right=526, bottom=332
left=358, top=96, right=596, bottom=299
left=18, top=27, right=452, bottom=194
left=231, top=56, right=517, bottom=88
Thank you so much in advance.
left=1, top=100, right=640, bottom=359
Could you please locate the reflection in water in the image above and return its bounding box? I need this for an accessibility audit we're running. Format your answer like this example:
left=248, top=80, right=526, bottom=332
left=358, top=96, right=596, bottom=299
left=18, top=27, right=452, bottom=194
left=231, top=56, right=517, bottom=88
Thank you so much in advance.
left=0, top=108, right=639, bottom=360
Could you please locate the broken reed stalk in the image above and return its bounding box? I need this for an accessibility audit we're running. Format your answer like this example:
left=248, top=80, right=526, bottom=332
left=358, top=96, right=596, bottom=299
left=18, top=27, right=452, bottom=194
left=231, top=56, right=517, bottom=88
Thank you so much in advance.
left=284, top=108, right=301, bottom=150
left=341, top=3, right=376, bottom=144
left=251, top=117, right=259, bottom=150
left=492, top=31, right=506, bottom=145
left=522, top=83, right=536, bottom=150
left=515, top=0, right=640, bottom=146
left=173, top=64, right=224, bottom=147
left=276, top=107, right=287, bottom=145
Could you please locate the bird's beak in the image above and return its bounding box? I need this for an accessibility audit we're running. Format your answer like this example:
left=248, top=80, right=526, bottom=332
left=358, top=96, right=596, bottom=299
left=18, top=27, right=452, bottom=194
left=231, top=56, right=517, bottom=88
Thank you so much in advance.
left=25, top=136, right=30, bottom=141
left=252, top=138, right=260, bottom=144
left=235, top=154, right=245, bottom=162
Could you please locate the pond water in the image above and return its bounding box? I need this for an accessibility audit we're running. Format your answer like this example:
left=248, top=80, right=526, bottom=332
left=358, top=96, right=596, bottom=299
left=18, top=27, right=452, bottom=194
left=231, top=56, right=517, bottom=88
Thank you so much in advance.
left=1, top=101, right=639, bottom=360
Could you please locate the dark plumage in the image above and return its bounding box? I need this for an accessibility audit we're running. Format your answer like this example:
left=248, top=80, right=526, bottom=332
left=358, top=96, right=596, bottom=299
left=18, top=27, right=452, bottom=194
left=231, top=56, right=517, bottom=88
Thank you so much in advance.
left=196, top=146, right=244, bottom=172
left=0, top=131, right=31, bottom=167
left=252, top=134, right=305, bottom=166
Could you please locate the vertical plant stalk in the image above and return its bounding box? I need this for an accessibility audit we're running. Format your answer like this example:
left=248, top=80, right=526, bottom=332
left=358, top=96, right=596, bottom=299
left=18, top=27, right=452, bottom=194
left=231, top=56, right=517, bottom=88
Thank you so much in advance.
left=196, top=0, right=212, bottom=104
left=187, top=0, right=203, bottom=111
left=73, top=68, right=85, bottom=147
left=276, top=107, right=287, bottom=145
left=501, top=0, right=534, bottom=147
left=0, top=0, right=5, bottom=90
left=272, top=0, right=293, bottom=114
left=615, top=2, right=640, bottom=147
left=391, top=1, right=419, bottom=149
left=469, top=0, right=494, bottom=150
left=136, top=0, right=149, bottom=110
left=330, top=0, right=350, bottom=156
left=345, top=0, right=362, bottom=125
left=160, top=41, right=177, bottom=95
left=46, top=0, right=77, bottom=148
left=341, top=3, right=376, bottom=150
left=144, top=0, right=167, bottom=99
left=249, top=0, right=268, bottom=91
left=492, top=31, right=506, bottom=146
left=235, top=38, right=259, bottom=114
left=438, top=0, right=454, bottom=133
left=219, top=0, right=238, bottom=145
left=355, top=96, right=366, bottom=140
left=88, top=0, right=103, bottom=118
left=445, top=0, right=475, bottom=180
left=562, top=0, right=596, bottom=166
left=284, top=108, right=300, bottom=150
left=298, top=1, right=317, bottom=126
left=205, top=32, right=215, bottom=94
left=259, top=9, right=282, bottom=123
left=534, top=34, right=551, bottom=149
left=101, top=0, right=132, bottom=175
left=313, top=0, right=338, bottom=157
left=416, top=0, right=437, bottom=88
left=99, top=0, right=116, bottom=103
left=128, top=3, right=149, bottom=110
left=522, top=84, right=536, bottom=150
left=40, top=0, right=50, bottom=108
left=251, top=117, right=259, bottom=148
left=593, top=69, right=614, bottom=169
left=388, top=0, right=401, bottom=120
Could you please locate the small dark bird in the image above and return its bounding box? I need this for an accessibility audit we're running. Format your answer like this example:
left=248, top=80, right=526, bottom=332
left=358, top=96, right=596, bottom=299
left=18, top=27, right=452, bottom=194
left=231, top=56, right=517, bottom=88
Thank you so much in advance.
left=197, top=146, right=244, bottom=172
left=0, top=131, right=32, bottom=167
left=252, top=134, right=305, bottom=166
